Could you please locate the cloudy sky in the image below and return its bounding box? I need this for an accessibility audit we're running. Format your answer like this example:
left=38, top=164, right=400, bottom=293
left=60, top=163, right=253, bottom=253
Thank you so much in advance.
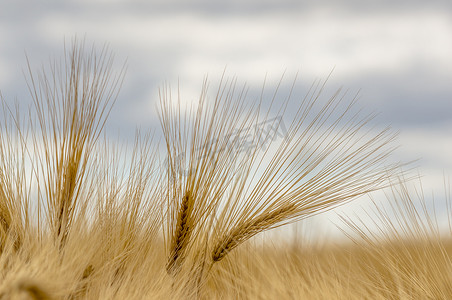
left=1, top=0, right=451, bottom=237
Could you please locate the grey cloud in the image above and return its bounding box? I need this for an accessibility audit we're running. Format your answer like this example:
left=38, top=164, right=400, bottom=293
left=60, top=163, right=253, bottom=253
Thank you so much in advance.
left=344, top=70, right=452, bottom=128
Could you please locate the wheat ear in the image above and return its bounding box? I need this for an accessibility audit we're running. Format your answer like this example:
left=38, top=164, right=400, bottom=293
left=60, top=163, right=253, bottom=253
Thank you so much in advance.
left=212, top=204, right=296, bottom=262
left=0, top=186, right=21, bottom=253
left=0, top=209, right=10, bottom=249
left=167, top=192, right=194, bottom=274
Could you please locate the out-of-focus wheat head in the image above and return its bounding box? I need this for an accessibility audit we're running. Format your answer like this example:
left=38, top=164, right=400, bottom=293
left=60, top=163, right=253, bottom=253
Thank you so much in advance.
left=159, top=74, right=401, bottom=285
left=340, top=177, right=452, bottom=298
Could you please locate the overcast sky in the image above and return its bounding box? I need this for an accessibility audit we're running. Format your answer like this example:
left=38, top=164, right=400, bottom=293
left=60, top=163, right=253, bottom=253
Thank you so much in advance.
left=1, top=0, right=451, bottom=237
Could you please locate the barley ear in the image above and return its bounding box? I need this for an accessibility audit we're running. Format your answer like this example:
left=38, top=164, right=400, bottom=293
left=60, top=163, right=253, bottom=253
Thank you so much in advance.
left=166, top=192, right=195, bottom=274
left=0, top=207, right=11, bottom=252
left=212, top=204, right=297, bottom=262
left=0, top=185, right=22, bottom=253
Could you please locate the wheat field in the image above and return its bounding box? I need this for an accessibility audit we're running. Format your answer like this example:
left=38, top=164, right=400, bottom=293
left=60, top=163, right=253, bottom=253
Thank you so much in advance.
left=0, top=41, right=451, bottom=299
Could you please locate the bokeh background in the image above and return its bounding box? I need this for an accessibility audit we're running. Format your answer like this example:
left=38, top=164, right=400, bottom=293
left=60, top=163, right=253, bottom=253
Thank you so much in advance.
left=1, top=0, right=451, bottom=239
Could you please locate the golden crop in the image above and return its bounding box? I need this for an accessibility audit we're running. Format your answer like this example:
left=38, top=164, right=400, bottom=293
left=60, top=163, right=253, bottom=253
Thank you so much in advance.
left=0, top=40, right=450, bottom=299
